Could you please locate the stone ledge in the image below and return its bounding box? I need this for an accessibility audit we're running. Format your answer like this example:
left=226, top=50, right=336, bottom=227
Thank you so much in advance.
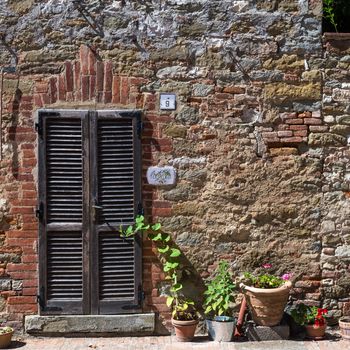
left=25, top=314, right=155, bottom=336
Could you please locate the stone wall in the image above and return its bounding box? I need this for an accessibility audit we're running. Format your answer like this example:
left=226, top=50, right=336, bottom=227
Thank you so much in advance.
left=318, top=33, right=350, bottom=318
left=0, top=0, right=349, bottom=331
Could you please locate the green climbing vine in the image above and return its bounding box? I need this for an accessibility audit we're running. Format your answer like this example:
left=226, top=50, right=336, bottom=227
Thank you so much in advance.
left=120, top=215, right=197, bottom=320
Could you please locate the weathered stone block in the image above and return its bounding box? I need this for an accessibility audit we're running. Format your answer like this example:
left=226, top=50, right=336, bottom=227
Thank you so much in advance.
left=264, top=83, right=321, bottom=103
left=181, top=169, right=207, bottom=187
left=308, top=133, right=347, bottom=146
left=164, top=125, right=187, bottom=139
left=333, top=88, right=350, bottom=102
left=321, top=220, right=336, bottom=234
left=335, top=246, right=350, bottom=258
left=263, top=55, right=304, bottom=72
left=163, top=184, right=191, bottom=202
left=336, top=115, right=350, bottom=125
left=8, top=0, right=35, bottom=14
left=330, top=125, right=350, bottom=136
left=25, top=314, right=155, bottom=335
left=192, top=83, right=214, bottom=97
left=175, top=107, right=199, bottom=125
left=0, top=279, right=11, bottom=291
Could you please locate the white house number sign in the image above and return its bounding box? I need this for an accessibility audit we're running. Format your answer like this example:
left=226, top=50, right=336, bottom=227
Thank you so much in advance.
left=160, top=93, right=176, bottom=110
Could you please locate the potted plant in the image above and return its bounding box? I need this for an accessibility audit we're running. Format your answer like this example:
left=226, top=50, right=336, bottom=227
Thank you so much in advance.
left=122, top=215, right=199, bottom=341
left=339, top=316, right=350, bottom=341
left=203, top=260, right=237, bottom=342
left=0, top=326, right=14, bottom=348
left=239, top=264, right=292, bottom=326
left=290, top=303, right=328, bottom=339
left=169, top=297, right=198, bottom=342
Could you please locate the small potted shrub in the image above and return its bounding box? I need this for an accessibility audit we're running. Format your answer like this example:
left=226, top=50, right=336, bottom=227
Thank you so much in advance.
left=291, top=303, right=328, bottom=339
left=122, top=215, right=199, bottom=341
left=203, top=260, right=237, bottom=342
left=168, top=297, right=199, bottom=342
left=239, top=264, right=292, bottom=326
left=0, top=326, right=14, bottom=348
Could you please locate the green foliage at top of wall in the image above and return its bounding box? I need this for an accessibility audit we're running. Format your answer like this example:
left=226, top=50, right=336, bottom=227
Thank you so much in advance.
left=323, top=0, right=350, bottom=32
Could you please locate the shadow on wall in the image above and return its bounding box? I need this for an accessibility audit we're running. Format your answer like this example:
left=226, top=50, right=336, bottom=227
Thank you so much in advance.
left=8, top=86, right=22, bottom=180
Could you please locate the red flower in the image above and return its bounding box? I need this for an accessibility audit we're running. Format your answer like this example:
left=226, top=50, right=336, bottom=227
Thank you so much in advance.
left=314, top=307, right=327, bottom=326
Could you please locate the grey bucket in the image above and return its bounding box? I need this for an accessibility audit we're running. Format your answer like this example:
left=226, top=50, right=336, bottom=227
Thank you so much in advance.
left=206, top=316, right=236, bottom=342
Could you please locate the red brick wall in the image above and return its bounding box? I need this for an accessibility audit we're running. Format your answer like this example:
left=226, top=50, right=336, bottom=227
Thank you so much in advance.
left=0, top=45, right=173, bottom=330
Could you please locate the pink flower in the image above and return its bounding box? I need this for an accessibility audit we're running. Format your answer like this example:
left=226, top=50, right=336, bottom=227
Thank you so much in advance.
left=281, top=273, right=292, bottom=280
left=262, top=263, right=272, bottom=269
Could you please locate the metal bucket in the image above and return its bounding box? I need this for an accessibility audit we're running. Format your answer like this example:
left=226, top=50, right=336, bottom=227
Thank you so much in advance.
left=206, top=317, right=236, bottom=342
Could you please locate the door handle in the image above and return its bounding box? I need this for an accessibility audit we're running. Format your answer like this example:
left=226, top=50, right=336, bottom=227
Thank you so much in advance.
left=92, top=201, right=103, bottom=222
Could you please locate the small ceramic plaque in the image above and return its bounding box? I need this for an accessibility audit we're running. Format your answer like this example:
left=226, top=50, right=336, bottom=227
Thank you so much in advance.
left=146, top=166, right=176, bottom=185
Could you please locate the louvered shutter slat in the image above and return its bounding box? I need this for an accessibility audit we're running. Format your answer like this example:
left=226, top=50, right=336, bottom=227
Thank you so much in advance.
left=94, top=113, right=142, bottom=314
left=39, top=111, right=86, bottom=315
left=99, top=233, right=135, bottom=299
left=47, top=232, right=83, bottom=300
left=97, top=120, right=135, bottom=223
left=46, top=119, right=83, bottom=223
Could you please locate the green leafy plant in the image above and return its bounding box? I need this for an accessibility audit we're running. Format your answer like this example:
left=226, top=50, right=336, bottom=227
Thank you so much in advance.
left=0, top=326, right=12, bottom=335
left=241, top=264, right=291, bottom=289
left=291, top=303, right=328, bottom=327
left=203, top=260, right=236, bottom=318
left=121, top=215, right=197, bottom=321
left=323, top=0, right=338, bottom=32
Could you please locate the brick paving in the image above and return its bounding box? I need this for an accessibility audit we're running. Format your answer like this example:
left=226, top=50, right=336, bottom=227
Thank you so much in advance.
left=8, top=335, right=350, bottom=350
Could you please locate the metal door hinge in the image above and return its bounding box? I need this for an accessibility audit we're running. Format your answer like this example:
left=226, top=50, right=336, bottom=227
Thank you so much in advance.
left=137, top=120, right=143, bottom=138
left=137, top=202, right=144, bottom=216
left=138, top=285, right=145, bottom=305
left=35, top=121, right=43, bottom=137
left=36, top=203, right=44, bottom=221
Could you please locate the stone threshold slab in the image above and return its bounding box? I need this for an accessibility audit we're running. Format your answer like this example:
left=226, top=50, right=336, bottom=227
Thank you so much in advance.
left=25, top=313, right=155, bottom=336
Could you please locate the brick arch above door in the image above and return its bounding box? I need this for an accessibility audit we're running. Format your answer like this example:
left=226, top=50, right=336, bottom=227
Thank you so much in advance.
left=33, top=45, right=149, bottom=109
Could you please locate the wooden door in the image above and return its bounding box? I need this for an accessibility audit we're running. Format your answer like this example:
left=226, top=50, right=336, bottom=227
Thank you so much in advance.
left=37, top=109, right=142, bottom=315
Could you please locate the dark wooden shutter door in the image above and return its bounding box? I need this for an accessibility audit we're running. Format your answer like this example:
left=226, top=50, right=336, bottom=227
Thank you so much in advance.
left=90, top=110, right=142, bottom=314
left=38, top=110, right=89, bottom=314
left=38, top=110, right=142, bottom=315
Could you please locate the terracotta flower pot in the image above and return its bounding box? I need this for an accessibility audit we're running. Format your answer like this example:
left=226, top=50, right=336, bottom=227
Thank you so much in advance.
left=305, top=323, right=326, bottom=339
left=339, top=317, right=350, bottom=341
left=171, top=318, right=198, bottom=342
left=240, top=281, right=292, bottom=326
left=0, top=329, right=13, bottom=349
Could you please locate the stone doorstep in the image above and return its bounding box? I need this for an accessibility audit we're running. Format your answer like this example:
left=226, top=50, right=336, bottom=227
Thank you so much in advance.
left=25, top=313, right=155, bottom=336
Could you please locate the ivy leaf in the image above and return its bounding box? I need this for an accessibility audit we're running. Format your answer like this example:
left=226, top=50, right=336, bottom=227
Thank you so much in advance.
left=166, top=296, right=174, bottom=307
left=151, top=223, right=161, bottom=231
left=135, top=215, right=144, bottom=224
left=157, top=245, right=170, bottom=254
left=150, top=232, right=163, bottom=241
left=162, top=233, right=171, bottom=242
left=164, top=262, right=179, bottom=272
left=126, top=226, right=134, bottom=234
left=170, top=283, right=182, bottom=292
left=170, top=248, right=181, bottom=257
